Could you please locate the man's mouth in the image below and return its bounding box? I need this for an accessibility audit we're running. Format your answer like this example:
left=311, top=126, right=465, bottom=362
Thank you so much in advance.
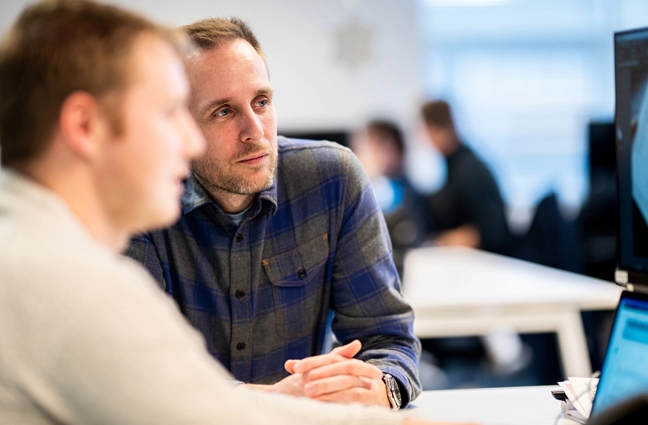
left=237, top=153, right=269, bottom=165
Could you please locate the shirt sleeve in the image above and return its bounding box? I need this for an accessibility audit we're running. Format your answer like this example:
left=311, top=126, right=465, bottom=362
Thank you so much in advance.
left=124, top=232, right=168, bottom=290
left=329, top=149, right=422, bottom=407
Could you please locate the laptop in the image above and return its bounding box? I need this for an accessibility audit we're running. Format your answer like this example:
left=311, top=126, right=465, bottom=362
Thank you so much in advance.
left=589, top=290, right=648, bottom=418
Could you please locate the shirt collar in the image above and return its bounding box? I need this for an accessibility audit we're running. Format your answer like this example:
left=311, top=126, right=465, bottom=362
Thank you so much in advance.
left=180, top=174, right=212, bottom=214
left=181, top=173, right=278, bottom=216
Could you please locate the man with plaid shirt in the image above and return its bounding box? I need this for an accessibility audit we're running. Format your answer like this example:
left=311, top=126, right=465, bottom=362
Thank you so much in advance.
left=127, top=17, right=421, bottom=409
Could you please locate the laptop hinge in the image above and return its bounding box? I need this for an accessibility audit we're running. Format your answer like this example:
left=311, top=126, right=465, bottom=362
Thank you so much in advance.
left=615, top=268, right=648, bottom=294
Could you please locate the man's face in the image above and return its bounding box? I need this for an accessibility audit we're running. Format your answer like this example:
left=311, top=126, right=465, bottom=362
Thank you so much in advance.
left=96, top=34, right=205, bottom=233
left=424, top=124, right=443, bottom=152
left=187, top=38, right=278, bottom=196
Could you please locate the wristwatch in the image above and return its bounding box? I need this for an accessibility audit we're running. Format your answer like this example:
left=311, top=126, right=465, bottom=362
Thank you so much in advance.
left=382, top=373, right=402, bottom=410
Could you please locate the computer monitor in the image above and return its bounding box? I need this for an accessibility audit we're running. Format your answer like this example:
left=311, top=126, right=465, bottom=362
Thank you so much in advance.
left=615, top=27, right=648, bottom=288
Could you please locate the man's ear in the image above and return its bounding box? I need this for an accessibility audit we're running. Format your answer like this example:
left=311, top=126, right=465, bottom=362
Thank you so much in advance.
left=58, top=91, right=108, bottom=160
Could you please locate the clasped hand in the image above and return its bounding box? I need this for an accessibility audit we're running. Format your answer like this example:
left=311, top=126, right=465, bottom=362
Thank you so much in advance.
left=274, top=340, right=390, bottom=407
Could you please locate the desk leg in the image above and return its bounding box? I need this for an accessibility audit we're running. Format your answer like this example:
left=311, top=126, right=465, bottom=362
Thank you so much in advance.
left=555, top=311, right=592, bottom=378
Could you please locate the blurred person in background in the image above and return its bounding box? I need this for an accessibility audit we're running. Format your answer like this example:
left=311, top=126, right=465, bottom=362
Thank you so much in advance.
left=419, top=101, right=531, bottom=389
left=420, top=100, right=512, bottom=255
left=351, top=120, right=429, bottom=276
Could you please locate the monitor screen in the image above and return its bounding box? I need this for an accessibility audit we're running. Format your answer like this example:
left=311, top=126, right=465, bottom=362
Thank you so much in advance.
left=615, top=27, right=648, bottom=284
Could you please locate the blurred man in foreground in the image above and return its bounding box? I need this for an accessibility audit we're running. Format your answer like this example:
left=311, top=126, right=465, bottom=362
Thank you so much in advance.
left=0, top=1, right=470, bottom=424
left=127, top=17, right=421, bottom=409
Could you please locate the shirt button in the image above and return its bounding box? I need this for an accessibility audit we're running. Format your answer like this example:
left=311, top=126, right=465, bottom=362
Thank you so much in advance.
left=298, top=267, right=307, bottom=279
left=236, top=342, right=246, bottom=351
left=236, top=233, right=243, bottom=243
left=235, top=289, right=245, bottom=299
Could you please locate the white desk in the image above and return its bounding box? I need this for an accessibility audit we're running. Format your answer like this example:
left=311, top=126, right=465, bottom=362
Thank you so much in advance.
left=402, top=247, right=622, bottom=377
left=412, top=386, right=578, bottom=425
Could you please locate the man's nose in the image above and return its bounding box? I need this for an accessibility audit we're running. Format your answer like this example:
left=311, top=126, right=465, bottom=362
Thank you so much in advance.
left=239, top=107, right=264, bottom=143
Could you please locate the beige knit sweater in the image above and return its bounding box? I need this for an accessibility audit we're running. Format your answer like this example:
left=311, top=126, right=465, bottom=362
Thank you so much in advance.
left=0, top=170, right=405, bottom=425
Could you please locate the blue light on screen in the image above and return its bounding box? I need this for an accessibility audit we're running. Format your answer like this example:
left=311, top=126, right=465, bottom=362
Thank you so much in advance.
left=592, top=296, right=648, bottom=415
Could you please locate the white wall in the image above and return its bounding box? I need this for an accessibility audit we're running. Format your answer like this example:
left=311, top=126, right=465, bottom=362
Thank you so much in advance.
left=0, top=0, right=425, bottom=133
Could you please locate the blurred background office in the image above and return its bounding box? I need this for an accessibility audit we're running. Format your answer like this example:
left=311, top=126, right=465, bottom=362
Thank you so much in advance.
left=2, top=0, right=646, bottom=390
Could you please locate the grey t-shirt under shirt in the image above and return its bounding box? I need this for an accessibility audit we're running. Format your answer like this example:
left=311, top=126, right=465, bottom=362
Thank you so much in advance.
left=225, top=205, right=252, bottom=227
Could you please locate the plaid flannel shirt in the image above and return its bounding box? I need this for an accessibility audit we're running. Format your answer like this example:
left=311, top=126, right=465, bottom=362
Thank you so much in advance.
left=126, top=137, right=421, bottom=406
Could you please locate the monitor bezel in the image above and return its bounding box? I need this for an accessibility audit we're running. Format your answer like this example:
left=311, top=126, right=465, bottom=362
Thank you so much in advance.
left=614, top=26, right=648, bottom=287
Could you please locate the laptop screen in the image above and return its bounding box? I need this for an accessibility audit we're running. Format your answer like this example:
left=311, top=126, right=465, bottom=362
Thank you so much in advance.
left=591, top=291, right=648, bottom=416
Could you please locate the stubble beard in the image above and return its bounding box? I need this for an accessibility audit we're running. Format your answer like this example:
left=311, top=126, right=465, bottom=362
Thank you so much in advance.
left=193, top=146, right=278, bottom=196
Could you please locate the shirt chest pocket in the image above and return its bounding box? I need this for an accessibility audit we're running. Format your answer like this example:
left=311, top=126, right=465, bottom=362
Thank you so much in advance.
left=262, top=233, right=330, bottom=339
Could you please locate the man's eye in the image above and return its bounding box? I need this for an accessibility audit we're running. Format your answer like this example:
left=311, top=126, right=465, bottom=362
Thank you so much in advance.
left=257, top=99, right=268, bottom=108
left=215, top=107, right=231, bottom=117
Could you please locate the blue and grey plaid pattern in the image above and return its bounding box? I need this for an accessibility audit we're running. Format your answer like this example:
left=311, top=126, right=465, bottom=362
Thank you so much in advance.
left=126, top=137, right=421, bottom=406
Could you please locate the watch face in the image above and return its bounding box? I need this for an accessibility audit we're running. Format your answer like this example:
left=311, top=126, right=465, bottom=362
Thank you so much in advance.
left=391, top=381, right=402, bottom=407
left=394, top=386, right=401, bottom=402
left=384, top=374, right=401, bottom=410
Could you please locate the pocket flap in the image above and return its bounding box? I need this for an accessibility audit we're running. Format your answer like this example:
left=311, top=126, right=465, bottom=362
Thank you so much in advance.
left=262, top=233, right=329, bottom=287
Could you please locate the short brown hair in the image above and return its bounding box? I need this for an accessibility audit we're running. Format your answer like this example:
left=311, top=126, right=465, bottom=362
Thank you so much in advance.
left=421, top=100, right=455, bottom=130
left=183, top=17, right=265, bottom=63
left=0, top=0, right=188, bottom=167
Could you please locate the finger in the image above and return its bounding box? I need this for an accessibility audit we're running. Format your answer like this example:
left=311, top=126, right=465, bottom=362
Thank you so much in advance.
left=304, top=374, right=372, bottom=397
left=293, top=352, right=349, bottom=374
left=312, top=387, right=379, bottom=406
left=330, top=339, right=362, bottom=358
left=284, top=359, right=299, bottom=374
left=302, top=359, right=383, bottom=382
left=288, top=340, right=362, bottom=374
